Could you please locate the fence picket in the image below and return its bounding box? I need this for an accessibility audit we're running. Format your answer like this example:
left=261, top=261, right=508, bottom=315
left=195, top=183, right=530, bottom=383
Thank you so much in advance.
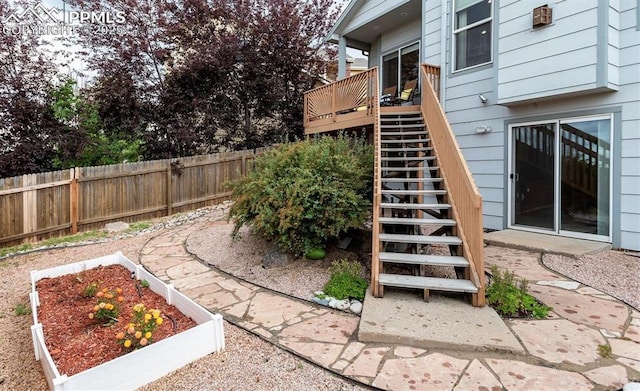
left=0, top=149, right=264, bottom=246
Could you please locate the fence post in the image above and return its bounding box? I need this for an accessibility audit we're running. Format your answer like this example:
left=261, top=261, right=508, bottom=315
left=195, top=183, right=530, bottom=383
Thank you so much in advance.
left=166, top=162, right=173, bottom=216
left=22, top=174, right=37, bottom=242
left=70, top=168, right=79, bottom=234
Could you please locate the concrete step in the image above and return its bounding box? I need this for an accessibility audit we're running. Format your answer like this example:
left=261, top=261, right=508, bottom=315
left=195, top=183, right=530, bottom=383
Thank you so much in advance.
left=379, top=217, right=455, bottom=226
left=378, top=274, right=478, bottom=293
left=381, top=189, right=446, bottom=196
left=379, top=252, right=469, bottom=267
left=379, top=233, right=462, bottom=245
left=382, top=177, right=442, bottom=183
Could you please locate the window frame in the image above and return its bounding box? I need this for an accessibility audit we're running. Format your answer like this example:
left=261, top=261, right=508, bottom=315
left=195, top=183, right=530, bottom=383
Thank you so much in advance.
left=380, top=41, right=421, bottom=97
left=452, top=0, right=494, bottom=72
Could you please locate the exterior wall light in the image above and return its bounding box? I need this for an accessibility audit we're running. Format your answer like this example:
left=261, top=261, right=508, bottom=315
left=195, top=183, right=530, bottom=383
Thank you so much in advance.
left=479, top=94, right=488, bottom=103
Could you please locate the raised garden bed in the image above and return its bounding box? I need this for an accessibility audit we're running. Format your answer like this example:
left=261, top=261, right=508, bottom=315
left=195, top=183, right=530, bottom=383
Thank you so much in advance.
left=30, top=252, right=225, bottom=390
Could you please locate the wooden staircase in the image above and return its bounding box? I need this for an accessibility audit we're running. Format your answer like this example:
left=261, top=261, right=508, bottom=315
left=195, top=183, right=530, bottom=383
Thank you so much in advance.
left=303, top=64, right=485, bottom=307
left=373, top=110, right=479, bottom=301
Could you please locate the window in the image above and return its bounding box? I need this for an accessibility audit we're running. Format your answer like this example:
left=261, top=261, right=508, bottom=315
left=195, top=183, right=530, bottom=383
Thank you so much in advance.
left=453, top=0, right=492, bottom=71
left=382, top=42, right=420, bottom=95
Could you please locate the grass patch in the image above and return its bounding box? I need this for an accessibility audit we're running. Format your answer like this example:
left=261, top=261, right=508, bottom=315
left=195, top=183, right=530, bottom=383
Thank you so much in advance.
left=127, top=222, right=152, bottom=232
left=14, top=303, right=31, bottom=316
left=323, top=259, right=367, bottom=301
left=486, top=265, right=551, bottom=319
left=597, top=344, right=612, bottom=358
left=0, top=243, right=33, bottom=258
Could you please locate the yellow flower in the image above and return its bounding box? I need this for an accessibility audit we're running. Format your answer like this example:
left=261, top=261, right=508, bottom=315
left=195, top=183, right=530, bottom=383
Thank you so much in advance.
left=133, top=303, right=144, bottom=312
left=139, top=338, right=148, bottom=346
left=144, top=313, right=152, bottom=321
left=116, top=288, right=122, bottom=294
left=145, top=331, right=152, bottom=339
left=124, top=339, right=131, bottom=348
left=98, top=302, right=106, bottom=309
left=152, top=310, right=161, bottom=319
left=116, top=332, right=125, bottom=340
left=88, top=313, right=94, bottom=319
left=106, top=303, right=114, bottom=310
left=135, top=330, right=142, bottom=339
left=156, top=317, right=163, bottom=325
left=93, top=305, right=99, bottom=312
left=127, top=326, right=136, bottom=334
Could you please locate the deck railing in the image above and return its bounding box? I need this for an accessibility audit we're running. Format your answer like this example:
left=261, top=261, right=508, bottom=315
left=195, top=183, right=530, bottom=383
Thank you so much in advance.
left=304, top=68, right=378, bottom=134
left=369, top=69, right=382, bottom=297
left=419, top=64, right=486, bottom=306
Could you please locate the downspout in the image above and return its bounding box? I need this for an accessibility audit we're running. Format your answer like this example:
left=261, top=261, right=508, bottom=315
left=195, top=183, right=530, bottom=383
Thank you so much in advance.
left=440, top=0, right=448, bottom=109
left=338, top=35, right=347, bottom=80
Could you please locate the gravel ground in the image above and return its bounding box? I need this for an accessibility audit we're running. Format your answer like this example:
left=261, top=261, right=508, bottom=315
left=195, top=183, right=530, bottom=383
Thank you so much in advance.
left=543, top=250, right=640, bottom=310
left=2, top=207, right=638, bottom=390
left=0, top=211, right=367, bottom=391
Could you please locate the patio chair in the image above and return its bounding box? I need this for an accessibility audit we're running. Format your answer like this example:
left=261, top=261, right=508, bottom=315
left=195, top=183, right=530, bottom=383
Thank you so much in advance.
left=380, top=86, right=397, bottom=106
left=393, top=79, right=418, bottom=105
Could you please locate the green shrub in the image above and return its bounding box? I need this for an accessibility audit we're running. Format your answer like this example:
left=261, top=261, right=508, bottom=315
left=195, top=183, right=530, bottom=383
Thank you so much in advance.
left=323, top=258, right=367, bottom=301
left=486, top=265, right=551, bottom=319
left=228, top=134, right=373, bottom=255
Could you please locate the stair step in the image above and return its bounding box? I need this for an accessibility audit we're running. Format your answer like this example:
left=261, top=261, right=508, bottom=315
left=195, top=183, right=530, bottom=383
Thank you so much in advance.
left=379, top=233, right=462, bottom=245
left=383, top=177, right=442, bottom=183
left=381, top=189, right=447, bottom=195
left=378, top=274, right=478, bottom=293
left=381, top=147, right=433, bottom=152
left=380, top=128, right=426, bottom=133
left=381, top=112, right=421, bottom=118
left=379, top=217, right=455, bottom=226
left=381, top=167, right=439, bottom=171
left=381, top=156, right=435, bottom=161
left=381, top=139, right=429, bottom=144
left=379, top=252, right=469, bottom=267
left=381, top=202, right=451, bottom=210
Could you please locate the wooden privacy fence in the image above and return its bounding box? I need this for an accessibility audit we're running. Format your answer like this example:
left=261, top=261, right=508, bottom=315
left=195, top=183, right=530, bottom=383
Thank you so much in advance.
left=0, top=148, right=267, bottom=247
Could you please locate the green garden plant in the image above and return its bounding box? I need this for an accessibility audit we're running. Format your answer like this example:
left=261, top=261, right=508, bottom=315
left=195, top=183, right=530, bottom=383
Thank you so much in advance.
left=486, top=265, right=551, bottom=319
left=323, top=259, right=368, bottom=301
left=228, top=134, right=373, bottom=255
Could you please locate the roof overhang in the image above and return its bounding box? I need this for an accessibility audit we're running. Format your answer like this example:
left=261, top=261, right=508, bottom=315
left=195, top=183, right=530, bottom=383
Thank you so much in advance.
left=325, top=0, right=421, bottom=49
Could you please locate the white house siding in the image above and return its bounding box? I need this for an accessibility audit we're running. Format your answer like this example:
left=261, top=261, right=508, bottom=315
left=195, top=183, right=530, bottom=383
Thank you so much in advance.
left=380, top=18, right=422, bottom=53
left=419, top=0, right=640, bottom=250
left=496, top=0, right=620, bottom=104
left=342, top=0, right=413, bottom=34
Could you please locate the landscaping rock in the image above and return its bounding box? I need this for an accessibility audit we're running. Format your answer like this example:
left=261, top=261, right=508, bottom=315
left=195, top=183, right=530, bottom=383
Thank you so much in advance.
left=350, top=300, right=363, bottom=314
left=262, top=247, right=295, bottom=269
left=312, top=297, right=329, bottom=306
left=105, top=221, right=129, bottom=233
left=314, top=291, right=324, bottom=296
left=336, top=300, right=350, bottom=311
left=328, top=298, right=338, bottom=308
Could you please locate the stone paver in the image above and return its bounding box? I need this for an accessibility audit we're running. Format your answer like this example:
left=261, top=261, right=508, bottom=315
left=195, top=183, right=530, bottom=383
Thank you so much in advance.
left=453, top=359, right=502, bottom=391
left=343, top=347, right=389, bottom=377
left=484, top=246, right=560, bottom=281
left=511, top=319, right=605, bottom=365
left=610, top=338, right=640, bottom=361
left=137, top=214, right=640, bottom=391
left=487, top=359, right=593, bottom=391
left=583, top=365, right=628, bottom=389
left=529, top=284, right=628, bottom=332
left=373, top=353, right=467, bottom=391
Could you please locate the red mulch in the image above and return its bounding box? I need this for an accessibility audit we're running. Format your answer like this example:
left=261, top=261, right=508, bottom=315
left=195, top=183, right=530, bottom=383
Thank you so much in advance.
left=36, top=264, right=197, bottom=376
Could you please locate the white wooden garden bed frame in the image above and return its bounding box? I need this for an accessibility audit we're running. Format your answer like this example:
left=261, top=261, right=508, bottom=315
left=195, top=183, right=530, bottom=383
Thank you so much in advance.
left=29, top=252, right=225, bottom=390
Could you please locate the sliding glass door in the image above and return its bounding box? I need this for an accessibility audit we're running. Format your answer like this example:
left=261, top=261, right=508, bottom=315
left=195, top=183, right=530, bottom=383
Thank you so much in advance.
left=509, top=115, right=612, bottom=241
left=382, top=42, right=420, bottom=94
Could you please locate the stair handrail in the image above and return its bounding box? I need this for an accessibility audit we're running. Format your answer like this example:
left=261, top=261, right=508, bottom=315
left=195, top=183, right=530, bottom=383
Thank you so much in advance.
left=371, top=67, right=383, bottom=297
left=419, top=64, right=486, bottom=306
